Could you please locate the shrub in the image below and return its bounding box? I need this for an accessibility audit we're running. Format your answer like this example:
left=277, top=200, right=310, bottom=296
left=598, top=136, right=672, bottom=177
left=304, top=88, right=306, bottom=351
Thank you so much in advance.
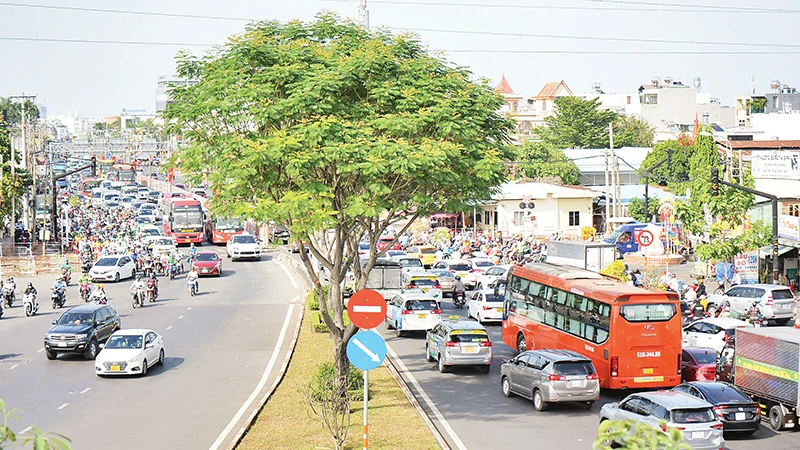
left=310, top=362, right=366, bottom=402
left=600, top=260, right=629, bottom=283
left=308, top=295, right=320, bottom=311
left=311, top=311, right=351, bottom=333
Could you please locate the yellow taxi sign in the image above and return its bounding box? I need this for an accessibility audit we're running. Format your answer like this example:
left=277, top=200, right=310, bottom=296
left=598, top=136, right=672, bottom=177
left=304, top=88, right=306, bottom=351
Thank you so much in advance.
left=448, top=315, right=460, bottom=322
left=450, top=329, right=488, bottom=335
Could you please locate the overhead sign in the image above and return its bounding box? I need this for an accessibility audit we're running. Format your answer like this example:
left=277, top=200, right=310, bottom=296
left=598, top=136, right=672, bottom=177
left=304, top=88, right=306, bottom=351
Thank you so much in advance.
left=637, top=230, right=654, bottom=247
left=346, top=330, right=387, bottom=371
left=751, top=151, right=800, bottom=180
left=347, top=289, right=387, bottom=329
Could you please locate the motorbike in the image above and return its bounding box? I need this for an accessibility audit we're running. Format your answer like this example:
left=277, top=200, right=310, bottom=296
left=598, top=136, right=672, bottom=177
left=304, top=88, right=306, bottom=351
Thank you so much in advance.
left=142, top=261, right=154, bottom=279
left=88, top=290, right=108, bottom=305
left=2, top=285, right=14, bottom=308
left=167, top=262, right=177, bottom=280
left=80, top=282, right=91, bottom=302
left=81, top=259, right=93, bottom=273
left=51, top=288, right=66, bottom=309
left=61, top=268, right=72, bottom=285
left=453, top=291, right=466, bottom=309
left=23, top=291, right=38, bottom=316
left=187, top=277, right=198, bottom=297
left=146, top=279, right=157, bottom=303
left=131, top=286, right=145, bottom=309
left=155, top=261, right=164, bottom=276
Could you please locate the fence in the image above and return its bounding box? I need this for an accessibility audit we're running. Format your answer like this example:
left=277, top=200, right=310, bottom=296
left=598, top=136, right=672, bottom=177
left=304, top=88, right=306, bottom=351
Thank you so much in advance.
left=0, top=242, right=79, bottom=277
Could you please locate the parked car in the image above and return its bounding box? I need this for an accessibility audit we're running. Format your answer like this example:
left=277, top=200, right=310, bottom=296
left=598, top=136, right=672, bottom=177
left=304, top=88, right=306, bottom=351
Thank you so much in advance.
left=89, top=255, right=136, bottom=283
left=599, top=391, right=725, bottom=449
left=475, top=264, right=511, bottom=291
left=680, top=347, right=718, bottom=382
left=673, top=381, right=760, bottom=434
left=405, top=245, right=438, bottom=268
left=425, top=318, right=492, bottom=373
left=501, top=349, right=600, bottom=411
left=430, top=260, right=477, bottom=289
left=271, top=225, right=290, bottom=244
left=44, top=304, right=121, bottom=360
left=192, top=251, right=223, bottom=276
left=429, top=269, right=456, bottom=297
left=95, top=329, right=165, bottom=377
left=226, top=233, right=262, bottom=261
left=467, top=289, right=504, bottom=324
left=682, top=318, right=752, bottom=354
left=385, top=292, right=441, bottom=337
left=707, top=284, right=796, bottom=325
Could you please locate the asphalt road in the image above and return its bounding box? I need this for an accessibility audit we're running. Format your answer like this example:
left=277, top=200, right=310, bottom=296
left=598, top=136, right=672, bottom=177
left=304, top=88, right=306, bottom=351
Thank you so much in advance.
left=0, top=246, right=304, bottom=450
left=380, top=290, right=800, bottom=450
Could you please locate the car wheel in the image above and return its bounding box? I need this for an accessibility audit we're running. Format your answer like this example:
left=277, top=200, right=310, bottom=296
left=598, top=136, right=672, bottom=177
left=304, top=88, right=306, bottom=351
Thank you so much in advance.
left=84, top=340, right=99, bottom=360
left=426, top=345, right=434, bottom=362
left=776, top=318, right=792, bottom=326
left=114, top=272, right=120, bottom=283
left=226, top=251, right=230, bottom=259
left=476, top=283, right=483, bottom=291
left=533, top=389, right=548, bottom=411
left=438, top=354, right=449, bottom=373
left=385, top=318, right=394, bottom=330
left=477, top=313, right=484, bottom=325
left=580, top=401, right=594, bottom=410
left=501, top=376, right=512, bottom=397
left=517, top=333, right=526, bottom=353
left=141, top=359, right=148, bottom=377
left=45, top=349, right=57, bottom=360
left=158, top=349, right=165, bottom=366
left=769, top=405, right=786, bottom=431
left=706, top=305, right=717, bottom=316
left=395, top=324, right=405, bottom=338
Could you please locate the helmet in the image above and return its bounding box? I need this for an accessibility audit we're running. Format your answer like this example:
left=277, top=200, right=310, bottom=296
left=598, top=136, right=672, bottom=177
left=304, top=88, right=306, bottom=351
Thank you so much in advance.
left=28, top=282, right=34, bottom=288
left=455, top=275, right=461, bottom=281
left=190, top=243, right=195, bottom=248
left=136, top=274, right=142, bottom=281
left=97, top=284, right=104, bottom=289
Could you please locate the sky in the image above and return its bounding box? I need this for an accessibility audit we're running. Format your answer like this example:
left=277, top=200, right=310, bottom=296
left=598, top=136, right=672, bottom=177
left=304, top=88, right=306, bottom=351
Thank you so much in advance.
left=1, top=0, right=799, bottom=118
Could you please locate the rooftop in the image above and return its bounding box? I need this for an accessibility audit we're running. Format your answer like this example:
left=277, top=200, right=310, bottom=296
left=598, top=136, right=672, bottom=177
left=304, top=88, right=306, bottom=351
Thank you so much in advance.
left=534, top=80, right=573, bottom=100
left=495, top=75, right=514, bottom=94
left=722, top=140, right=800, bottom=150
left=493, top=182, right=598, bottom=201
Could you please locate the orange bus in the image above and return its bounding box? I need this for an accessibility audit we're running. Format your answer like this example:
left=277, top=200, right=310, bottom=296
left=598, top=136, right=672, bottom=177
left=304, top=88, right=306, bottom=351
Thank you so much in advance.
left=81, top=177, right=101, bottom=197
left=205, top=216, right=244, bottom=244
left=502, top=263, right=682, bottom=390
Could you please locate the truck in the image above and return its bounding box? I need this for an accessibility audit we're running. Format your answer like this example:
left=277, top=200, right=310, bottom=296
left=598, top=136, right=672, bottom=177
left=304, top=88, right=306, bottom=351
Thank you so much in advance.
left=344, top=258, right=403, bottom=301
left=603, top=221, right=685, bottom=258
left=545, top=240, right=616, bottom=272
left=730, top=327, right=800, bottom=431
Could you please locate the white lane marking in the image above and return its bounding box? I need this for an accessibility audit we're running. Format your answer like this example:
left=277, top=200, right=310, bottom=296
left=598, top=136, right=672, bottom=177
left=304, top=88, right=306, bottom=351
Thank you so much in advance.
left=166, top=325, right=173, bottom=330
left=80, top=387, right=91, bottom=394
left=57, top=403, right=69, bottom=410
left=37, top=348, right=45, bottom=353
left=352, top=305, right=381, bottom=313
left=178, top=315, right=184, bottom=320
left=187, top=307, right=192, bottom=310
left=208, top=300, right=297, bottom=450
left=19, top=426, right=32, bottom=434
left=386, top=343, right=468, bottom=450
left=275, top=260, right=298, bottom=289
left=9, top=364, right=19, bottom=370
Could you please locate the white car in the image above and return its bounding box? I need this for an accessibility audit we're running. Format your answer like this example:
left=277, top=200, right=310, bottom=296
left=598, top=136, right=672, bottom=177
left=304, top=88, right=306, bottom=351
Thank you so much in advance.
left=682, top=318, right=753, bottom=354
left=89, top=255, right=136, bottom=283
left=137, top=225, right=161, bottom=238
left=137, top=187, right=150, bottom=200
left=226, top=234, right=262, bottom=261
left=467, top=289, right=505, bottom=323
left=95, top=329, right=165, bottom=377
left=150, top=237, right=177, bottom=256
left=475, top=264, right=511, bottom=291
left=137, top=203, right=157, bottom=214
left=136, top=209, right=158, bottom=224
left=394, top=256, right=426, bottom=274
left=430, top=260, right=477, bottom=289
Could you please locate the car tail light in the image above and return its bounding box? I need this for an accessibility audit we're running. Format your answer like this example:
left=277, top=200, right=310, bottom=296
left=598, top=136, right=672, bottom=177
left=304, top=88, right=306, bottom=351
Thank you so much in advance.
left=548, top=374, right=567, bottom=381
left=714, top=406, right=726, bottom=418
left=446, top=341, right=460, bottom=347
left=434, top=284, right=442, bottom=289
left=432, top=309, right=441, bottom=315
left=418, top=254, right=423, bottom=259
left=766, top=295, right=773, bottom=305
left=610, top=356, right=619, bottom=377
left=677, top=354, right=682, bottom=375
left=479, top=341, right=492, bottom=347
left=756, top=405, right=761, bottom=416
left=483, top=305, right=493, bottom=310
left=723, top=333, right=729, bottom=342
left=448, top=268, right=455, bottom=273
left=660, top=424, right=686, bottom=431
left=401, top=310, right=414, bottom=315
left=407, top=284, right=415, bottom=289
left=586, top=373, right=599, bottom=380
left=710, top=423, right=724, bottom=429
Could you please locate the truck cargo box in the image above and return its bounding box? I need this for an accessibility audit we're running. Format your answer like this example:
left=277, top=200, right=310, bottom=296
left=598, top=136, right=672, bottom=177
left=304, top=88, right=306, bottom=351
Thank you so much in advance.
left=545, top=240, right=616, bottom=272
left=734, top=327, right=800, bottom=409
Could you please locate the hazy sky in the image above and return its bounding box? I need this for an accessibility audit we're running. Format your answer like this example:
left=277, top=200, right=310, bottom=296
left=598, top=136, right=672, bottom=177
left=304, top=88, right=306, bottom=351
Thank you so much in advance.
left=2, top=0, right=799, bottom=117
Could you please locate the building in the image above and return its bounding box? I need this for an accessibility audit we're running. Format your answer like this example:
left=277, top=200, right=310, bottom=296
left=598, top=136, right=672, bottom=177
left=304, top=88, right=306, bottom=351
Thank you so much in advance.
left=475, top=182, right=597, bottom=238
left=119, top=109, right=157, bottom=130
left=723, top=140, right=800, bottom=198
left=48, top=110, right=96, bottom=137
left=563, top=147, right=651, bottom=186
left=155, top=74, right=199, bottom=112
left=496, top=77, right=574, bottom=143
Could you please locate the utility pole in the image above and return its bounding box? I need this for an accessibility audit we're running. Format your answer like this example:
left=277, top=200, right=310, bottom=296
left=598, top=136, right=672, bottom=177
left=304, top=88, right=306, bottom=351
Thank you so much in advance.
left=604, top=147, right=611, bottom=234
left=9, top=94, right=37, bottom=233
left=359, top=0, right=370, bottom=29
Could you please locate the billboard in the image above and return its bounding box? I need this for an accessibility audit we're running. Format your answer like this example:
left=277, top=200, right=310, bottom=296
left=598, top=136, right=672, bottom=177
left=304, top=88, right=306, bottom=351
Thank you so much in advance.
left=751, top=151, right=800, bottom=180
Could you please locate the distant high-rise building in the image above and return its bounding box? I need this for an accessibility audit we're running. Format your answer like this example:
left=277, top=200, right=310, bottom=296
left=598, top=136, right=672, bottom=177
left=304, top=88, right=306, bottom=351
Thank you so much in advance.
left=37, top=103, right=47, bottom=119
left=156, top=74, right=199, bottom=112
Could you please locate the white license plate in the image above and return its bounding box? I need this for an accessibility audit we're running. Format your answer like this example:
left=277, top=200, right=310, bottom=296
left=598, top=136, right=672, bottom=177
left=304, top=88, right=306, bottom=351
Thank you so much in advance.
left=783, top=304, right=793, bottom=309
left=461, top=346, right=479, bottom=353
left=735, top=412, right=746, bottom=421
left=691, top=431, right=704, bottom=439
left=57, top=342, right=67, bottom=347
left=417, top=314, right=427, bottom=319
left=570, top=380, right=582, bottom=388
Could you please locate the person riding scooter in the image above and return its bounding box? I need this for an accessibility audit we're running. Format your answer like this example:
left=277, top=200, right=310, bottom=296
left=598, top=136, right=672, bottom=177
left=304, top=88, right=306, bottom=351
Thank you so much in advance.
left=51, top=276, right=67, bottom=305
left=61, top=258, right=73, bottom=284
left=89, top=284, right=107, bottom=304
left=187, top=267, right=199, bottom=294
left=2, top=277, right=16, bottom=308
left=452, top=275, right=466, bottom=307
left=23, top=282, right=39, bottom=315
left=147, top=273, right=159, bottom=300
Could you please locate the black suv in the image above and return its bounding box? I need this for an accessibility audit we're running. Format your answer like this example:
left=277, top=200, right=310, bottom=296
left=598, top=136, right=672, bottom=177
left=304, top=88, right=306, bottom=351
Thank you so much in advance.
left=272, top=225, right=290, bottom=244
left=44, top=304, right=121, bottom=360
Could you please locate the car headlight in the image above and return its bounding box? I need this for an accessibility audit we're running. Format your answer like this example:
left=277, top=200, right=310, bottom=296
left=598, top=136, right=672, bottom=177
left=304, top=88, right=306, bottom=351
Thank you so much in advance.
left=46, top=333, right=54, bottom=339
left=75, top=334, right=88, bottom=340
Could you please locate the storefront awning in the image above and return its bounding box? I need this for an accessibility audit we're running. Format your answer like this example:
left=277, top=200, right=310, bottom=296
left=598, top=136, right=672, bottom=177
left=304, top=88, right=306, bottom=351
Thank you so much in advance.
left=430, top=213, right=459, bottom=219
left=758, top=245, right=795, bottom=258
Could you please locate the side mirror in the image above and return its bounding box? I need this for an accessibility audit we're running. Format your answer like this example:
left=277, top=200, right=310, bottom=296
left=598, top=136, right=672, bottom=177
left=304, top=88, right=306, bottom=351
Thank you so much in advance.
left=99, top=343, right=105, bottom=349
left=145, top=343, right=153, bottom=349
left=52, top=320, right=57, bottom=325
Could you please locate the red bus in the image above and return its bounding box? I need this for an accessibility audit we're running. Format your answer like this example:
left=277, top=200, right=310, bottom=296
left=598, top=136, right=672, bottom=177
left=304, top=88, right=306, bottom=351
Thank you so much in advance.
left=81, top=177, right=101, bottom=197
left=502, top=263, right=682, bottom=389
left=205, top=216, right=245, bottom=244
left=164, top=198, right=205, bottom=244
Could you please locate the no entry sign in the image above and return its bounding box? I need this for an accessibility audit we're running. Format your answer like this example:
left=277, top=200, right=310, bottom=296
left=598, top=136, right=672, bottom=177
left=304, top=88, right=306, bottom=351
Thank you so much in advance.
left=347, top=289, right=387, bottom=329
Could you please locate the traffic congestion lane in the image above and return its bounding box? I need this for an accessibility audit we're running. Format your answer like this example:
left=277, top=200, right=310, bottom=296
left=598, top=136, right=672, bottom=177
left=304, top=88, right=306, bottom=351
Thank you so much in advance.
left=380, top=292, right=800, bottom=450
left=0, top=249, right=304, bottom=450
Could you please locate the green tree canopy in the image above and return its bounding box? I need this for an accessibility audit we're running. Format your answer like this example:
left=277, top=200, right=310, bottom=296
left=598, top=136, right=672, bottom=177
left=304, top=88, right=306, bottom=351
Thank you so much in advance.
left=540, top=96, right=617, bottom=149
left=696, top=221, right=771, bottom=261
left=627, top=196, right=661, bottom=222
left=163, top=14, right=514, bottom=390
left=0, top=123, right=33, bottom=226
left=640, top=138, right=693, bottom=189
left=613, top=115, right=655, bottom=148
left=0, top=98, right=39, bottom=126
left=513, top=141, right=581, bottom=185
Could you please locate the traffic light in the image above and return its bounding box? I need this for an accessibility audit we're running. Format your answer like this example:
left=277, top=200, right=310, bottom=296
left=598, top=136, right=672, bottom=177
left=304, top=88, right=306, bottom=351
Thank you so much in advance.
left=90, top=156, right=97, bottom=177
left=711, top=167, right=719, bottom=196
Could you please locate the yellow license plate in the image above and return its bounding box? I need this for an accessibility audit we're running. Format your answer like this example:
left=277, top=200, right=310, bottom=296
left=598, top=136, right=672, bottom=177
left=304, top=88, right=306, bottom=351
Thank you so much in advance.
left=643, top=368, right=654, bottom=375
left=462, top=346, right=479, bottom=353
left=110, top=365, right=121, bottom=372
left=184, top=239, right=191, bottom=243
left=417, top=314, right=427, bottom=319
left=634, top=376, right=664, bottom=383
left=421, top=288, right=429, bottom=292
left=496, top=308, right=503, bottom=312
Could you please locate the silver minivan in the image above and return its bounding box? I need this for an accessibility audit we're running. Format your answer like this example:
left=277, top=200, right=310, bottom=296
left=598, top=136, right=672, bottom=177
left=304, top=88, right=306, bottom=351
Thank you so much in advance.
left=708, top=284, right=796, bottom=325
left=599, top=390, right=724, bottom=449
left=500, top=349, right=600, bottom=411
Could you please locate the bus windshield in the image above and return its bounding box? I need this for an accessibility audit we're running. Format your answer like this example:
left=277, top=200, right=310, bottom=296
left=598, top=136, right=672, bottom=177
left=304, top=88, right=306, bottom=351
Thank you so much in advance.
left=174, top=211, right=203, bottom=228
left=214, top=218, right=244, bottom=232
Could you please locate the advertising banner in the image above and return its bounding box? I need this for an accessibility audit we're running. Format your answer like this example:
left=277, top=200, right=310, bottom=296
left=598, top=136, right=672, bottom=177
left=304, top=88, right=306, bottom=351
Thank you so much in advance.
left=751, top=151, right=800, bottom=179
left=778, top=214, right=800, bottom=241
left=733, top=251, right=759, bottom=284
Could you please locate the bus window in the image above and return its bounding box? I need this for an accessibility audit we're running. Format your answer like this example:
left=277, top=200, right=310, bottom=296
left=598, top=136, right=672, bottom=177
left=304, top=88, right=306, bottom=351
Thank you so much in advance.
left=621, top=303, right=676, bottom=322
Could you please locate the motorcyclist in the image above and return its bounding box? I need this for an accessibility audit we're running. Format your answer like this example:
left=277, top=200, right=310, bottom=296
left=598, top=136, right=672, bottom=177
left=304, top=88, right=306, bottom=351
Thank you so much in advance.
left=3, top=277, right=16, bottom=301
left=148, top=273, right=159, bottom=299
left=452, top=275, right=466, bottom=298
left=24, top=282, right=37, bottom=297
left=188, top=243, right=198, bottom=263
left=130, top=275, right=146, bottom=304
left=90, top=284, right=107, bottom=303
left=52, top=276, right=67, bottom=303
left=695, top=279, right=707, bottom=298
left=166, top=252, right=178, bottom=277
left=187, top=267, right=199, bottom=293
left=746, top=300, right=764, bottom=323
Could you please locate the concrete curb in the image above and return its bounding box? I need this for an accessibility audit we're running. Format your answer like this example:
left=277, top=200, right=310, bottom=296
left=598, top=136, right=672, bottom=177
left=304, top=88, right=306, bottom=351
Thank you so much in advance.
left=383, top=351, right=451, bottom=450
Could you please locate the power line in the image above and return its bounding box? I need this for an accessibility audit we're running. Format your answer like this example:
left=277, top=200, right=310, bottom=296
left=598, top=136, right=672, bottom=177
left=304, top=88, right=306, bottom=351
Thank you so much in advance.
left=0, top=2, right=251, bottom=21
left=0, top=36, right=213, bottom=47
left=584, top=0, right=800, bottom=13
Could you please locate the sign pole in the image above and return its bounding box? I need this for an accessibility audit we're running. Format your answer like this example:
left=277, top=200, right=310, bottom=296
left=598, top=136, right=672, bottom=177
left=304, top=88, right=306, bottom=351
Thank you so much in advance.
left=363, top=369, right=369, bottom=450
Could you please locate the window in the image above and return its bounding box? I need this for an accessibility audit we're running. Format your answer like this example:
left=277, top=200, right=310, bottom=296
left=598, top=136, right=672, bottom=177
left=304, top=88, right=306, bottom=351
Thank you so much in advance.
left=621, top=398, right=641, bottom=414
left=672, top=408, right=715, bottom=424
left=568, top=211, right=580, bottom=227
left=513, top=211, right=526, bottom=225
left=620, top=303, right=676, bottom=322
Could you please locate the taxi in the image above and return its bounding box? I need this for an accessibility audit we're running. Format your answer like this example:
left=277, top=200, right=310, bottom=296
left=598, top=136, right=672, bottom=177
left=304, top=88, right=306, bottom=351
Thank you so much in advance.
left=426, top=317, right=492, bottom=373
left=385, top=291, right=441, bottom=337
left=405, top=245, right=438, bottom=268
left=403, top=272, right=443, bottom=299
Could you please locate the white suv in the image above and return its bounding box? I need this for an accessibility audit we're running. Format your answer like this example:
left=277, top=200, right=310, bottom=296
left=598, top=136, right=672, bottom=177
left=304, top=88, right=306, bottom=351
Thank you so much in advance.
left=708, top=284, right=797, bottom=326
left=226, top=234, right=262, bottom=261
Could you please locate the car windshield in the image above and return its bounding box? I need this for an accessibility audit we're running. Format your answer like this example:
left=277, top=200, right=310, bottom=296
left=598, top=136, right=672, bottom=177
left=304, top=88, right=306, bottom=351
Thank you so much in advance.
left=56, top=311, right=94, bottom=325
left=233, top=235, right=256, bottom=244
left=94, top=258, right=118, bottom=267
left=155, top=239, right=173, bottom=246
left=553, top=361, right=596, bottom=376
left=433, top=271, right=453, bottom=279
left=404, top=300, right=438, bottom=311
left=688, top=350, right=717, bottom=364
left=149, top=192, right=160, bottom=198
left=621, top=303, right=676, bottom=322
left=142, top=229, right=159, bottom=236
left=703, top=384, right=750, bottom=403
left=195, top=253, right=219, bottom=261
left=450, top=332, right=489, bottom=343
left=771, top=289, right=794, bottom=300
left=173, top=211, right=202, bottom=227
left=473, top=260, right=495, bottom=267
left=410, top=279, right=437, bottom=287
left=449, top=263, right=471, bottom=271
left=105, top=334, right=143, bottom=349
left=672, top=408, right=716, bottom=423
left=139, top=210, right=153, bottom=216
left=140, top=204, right=155, bottom=210
left=400, top=259, right=423, bottom=268
left=420, top=248, right=437, bottom=254
left=214, top=218, right=243, bottom=232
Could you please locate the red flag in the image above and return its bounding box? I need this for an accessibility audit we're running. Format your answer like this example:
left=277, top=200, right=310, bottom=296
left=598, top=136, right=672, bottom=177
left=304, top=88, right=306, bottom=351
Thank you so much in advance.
left=693, top=113, right=699, bottom=140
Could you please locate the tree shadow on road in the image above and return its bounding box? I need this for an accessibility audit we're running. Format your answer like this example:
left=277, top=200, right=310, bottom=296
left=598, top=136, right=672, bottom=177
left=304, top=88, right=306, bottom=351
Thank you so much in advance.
left=0, top=353, right=23, bottom=360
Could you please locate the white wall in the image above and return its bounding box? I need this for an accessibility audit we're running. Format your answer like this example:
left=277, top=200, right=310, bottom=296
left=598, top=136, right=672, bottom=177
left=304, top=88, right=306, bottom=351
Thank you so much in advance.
left=494, top=197, right=592, bottom=237
left=755, top=179, right=800, bottom=198
left=750, top=114, right=800, bottom=140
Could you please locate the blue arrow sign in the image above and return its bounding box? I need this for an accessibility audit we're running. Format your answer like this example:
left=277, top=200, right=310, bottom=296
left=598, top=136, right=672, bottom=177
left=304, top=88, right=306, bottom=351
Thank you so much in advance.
left=346, top=330, right=387, bottom=371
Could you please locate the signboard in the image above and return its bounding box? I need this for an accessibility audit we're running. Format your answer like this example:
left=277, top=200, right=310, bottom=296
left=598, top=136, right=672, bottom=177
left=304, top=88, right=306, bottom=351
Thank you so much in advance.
left=778, top=214, right=800, bottom=241
left=751, top=151, right=800, bottom=180
left=733, top=251, right=759, bottom=284
left=347, top=289, right=387, bottom=329
left=346, top=330, right=387, bottom=371
left=581, top=227, right=595, bottom=241
left=637, top=230, right=654, bottom=247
